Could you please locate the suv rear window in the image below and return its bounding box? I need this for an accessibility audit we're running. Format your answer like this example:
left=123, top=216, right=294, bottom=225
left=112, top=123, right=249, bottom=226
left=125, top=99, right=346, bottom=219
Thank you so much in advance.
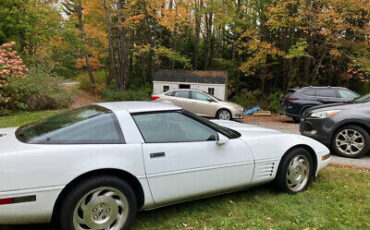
left=318, top=89, right=336, bottom=98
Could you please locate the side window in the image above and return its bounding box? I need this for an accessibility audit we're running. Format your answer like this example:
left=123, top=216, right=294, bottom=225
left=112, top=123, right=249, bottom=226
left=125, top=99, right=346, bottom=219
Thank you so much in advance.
left=133, top=112, right=218, bottom=143
left=163, top=85, right=169, bottom=92
left=301, top=89, right=316, bottom=96
left=338, top=89, right=358, bottom=99
left=192, top=92, right=211, bottom=101
left=208, top=88, right=215, bottom=96
left=165, top=91, right=174, bottom=96
left=318, top=89, right=336, bottom=98
left=174, top=91, right=190, bottom=99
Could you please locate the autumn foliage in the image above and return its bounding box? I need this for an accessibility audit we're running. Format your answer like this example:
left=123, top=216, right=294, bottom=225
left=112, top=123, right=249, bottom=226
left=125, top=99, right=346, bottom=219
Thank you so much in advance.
left=0, top=42, right=28, bottom=114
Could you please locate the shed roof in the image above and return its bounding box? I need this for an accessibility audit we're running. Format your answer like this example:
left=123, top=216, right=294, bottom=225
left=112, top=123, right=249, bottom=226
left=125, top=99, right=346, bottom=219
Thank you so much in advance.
left=153, top=69, right=227, bottom=84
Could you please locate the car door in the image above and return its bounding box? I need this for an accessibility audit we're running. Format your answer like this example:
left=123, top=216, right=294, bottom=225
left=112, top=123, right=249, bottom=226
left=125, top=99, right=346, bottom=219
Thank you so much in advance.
left=170, top=91, right=194, bottom=111
left=317, top=88, right=341, bottom=104
left=190, top=91, right=218, bottom=117
left=132, top=111, right=254, bottom=205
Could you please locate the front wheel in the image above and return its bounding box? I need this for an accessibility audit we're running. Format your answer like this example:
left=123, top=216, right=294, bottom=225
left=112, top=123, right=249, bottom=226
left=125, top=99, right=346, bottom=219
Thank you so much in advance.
left=274, top=148, right=313, bottom=193
left=59, top=176, right=137, bottom=230
left=217, top=109, right=232, bottom=120
left=332, top=125, right=369, bottom=158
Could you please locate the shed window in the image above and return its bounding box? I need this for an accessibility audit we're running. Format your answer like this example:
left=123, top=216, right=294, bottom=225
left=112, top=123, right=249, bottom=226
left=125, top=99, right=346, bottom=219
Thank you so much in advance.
left=163, top=85, right=169, bottom=92
left=179, top=84, right=191, bottom=89
left=208, top=88, right=215, bottom=95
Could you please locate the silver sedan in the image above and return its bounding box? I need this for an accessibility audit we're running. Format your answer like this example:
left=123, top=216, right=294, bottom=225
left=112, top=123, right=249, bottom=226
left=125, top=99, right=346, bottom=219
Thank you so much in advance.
left=151, top=89, right=245, bottom=120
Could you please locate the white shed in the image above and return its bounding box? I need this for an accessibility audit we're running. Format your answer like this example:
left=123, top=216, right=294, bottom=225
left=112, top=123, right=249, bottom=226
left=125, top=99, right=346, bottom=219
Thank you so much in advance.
left=153, top=70, right=227, bottom=100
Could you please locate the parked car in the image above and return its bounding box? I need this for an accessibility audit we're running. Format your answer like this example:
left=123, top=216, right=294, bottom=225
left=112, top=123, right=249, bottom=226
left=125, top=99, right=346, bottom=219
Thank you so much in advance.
left=279, top=87, right=359, bottom=122
left=0, top=102, right=330, bottom=230
left=300, top=93, right=370, bottom=158
left=151, top=89, right=245, bottom=120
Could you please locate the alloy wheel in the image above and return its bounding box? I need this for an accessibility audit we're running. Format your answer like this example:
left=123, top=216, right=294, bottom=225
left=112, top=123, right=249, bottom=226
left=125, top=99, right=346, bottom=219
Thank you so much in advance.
left=218, top=110, right=231, bottom=120
left=335, top=129, right=364, bottom=156
left=73, top=187, right=129, bottom=230
left=286, top=154, right=310, bottom=192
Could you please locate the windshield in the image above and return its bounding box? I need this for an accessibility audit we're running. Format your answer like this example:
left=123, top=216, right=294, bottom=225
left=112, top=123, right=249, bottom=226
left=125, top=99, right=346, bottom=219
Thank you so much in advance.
left=353, top=93, right=370, bottom=103
left=183, top=110, right=241, bottom=139
left=16, top=105, right=124, bottom=144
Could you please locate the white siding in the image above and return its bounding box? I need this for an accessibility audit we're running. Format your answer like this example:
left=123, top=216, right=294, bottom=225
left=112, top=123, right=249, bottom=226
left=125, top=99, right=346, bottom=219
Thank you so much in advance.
left=153, top=81, right=226, bottom=100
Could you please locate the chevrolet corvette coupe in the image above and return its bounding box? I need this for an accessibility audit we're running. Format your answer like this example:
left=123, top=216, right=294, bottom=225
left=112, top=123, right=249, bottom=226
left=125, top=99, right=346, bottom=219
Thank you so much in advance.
left=0, top=102, right=330, bottom=230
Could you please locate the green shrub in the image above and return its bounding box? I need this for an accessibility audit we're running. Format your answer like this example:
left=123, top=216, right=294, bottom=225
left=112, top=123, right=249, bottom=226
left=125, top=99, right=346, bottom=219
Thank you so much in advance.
left=267, top=91, right=283, bottom=113
left=4, top=71, right=72, bottom=112
left=102, top=85, right=152, bottom=102
left=76, top=71, right=108, bottom=92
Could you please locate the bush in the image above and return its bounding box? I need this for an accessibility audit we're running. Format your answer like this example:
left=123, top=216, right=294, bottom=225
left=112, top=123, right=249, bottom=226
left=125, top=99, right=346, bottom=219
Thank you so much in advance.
left=102, top=85, right=152, bottom=101
left=230, top=89, right=283, bottom=113
left=4, top=71, right=72, bottom=112
left=76, top=70, right=109, bottom=96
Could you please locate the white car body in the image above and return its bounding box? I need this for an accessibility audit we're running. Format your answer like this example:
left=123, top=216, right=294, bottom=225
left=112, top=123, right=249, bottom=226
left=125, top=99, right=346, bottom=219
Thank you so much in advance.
left=0, top=102, right=330, bottom=224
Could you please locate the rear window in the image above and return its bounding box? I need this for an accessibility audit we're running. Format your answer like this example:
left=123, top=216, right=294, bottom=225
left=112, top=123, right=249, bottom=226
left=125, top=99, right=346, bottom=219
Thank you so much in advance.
left=318, top=89, right=336, bottom=98
left=174, top=91, right=190, bottom=99
left=16, top=106, right=125, bottom=144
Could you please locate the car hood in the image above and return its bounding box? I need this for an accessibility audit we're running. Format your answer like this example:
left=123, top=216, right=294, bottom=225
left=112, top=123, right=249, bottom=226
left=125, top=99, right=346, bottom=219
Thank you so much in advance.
left=307, top=102, right=363, bottom=113
left=211, top=120, right=280, bottom=136
left=217, top=101, right=243, bottom=109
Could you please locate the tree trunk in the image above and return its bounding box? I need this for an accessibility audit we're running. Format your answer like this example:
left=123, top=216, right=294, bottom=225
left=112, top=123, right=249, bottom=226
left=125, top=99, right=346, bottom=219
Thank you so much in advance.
left=77, top=0, right=95, bottom=84
left=103, top=0, right=119, bottom=85
left=194, top=0, right=202, bottom=69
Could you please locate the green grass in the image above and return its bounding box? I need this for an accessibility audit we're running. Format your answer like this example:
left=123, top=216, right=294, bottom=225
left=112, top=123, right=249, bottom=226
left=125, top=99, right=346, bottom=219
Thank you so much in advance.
left=0, top=110, right=62, bottom=128
left=132, top=166, right=369, bottom=230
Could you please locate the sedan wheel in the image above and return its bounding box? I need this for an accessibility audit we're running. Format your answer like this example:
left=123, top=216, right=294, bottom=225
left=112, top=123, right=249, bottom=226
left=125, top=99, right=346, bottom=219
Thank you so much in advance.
left=274, top=148, right=313, bottom=193
left=332, top=125, right=370, bottom=158
left=59, top=176, right=137, bottom=230
left=73, top=187, right=129, bottom=230
left=217, top=109, right=232, bottom=120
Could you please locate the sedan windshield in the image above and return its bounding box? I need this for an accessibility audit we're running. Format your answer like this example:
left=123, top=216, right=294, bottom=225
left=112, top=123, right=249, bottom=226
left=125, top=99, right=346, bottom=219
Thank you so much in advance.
left=353, top=93, right=370, bottom=103
left=16, top=105, right=124, bottom=144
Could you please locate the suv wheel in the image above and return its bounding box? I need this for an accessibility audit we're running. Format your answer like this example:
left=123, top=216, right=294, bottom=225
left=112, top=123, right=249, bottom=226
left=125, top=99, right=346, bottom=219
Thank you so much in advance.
left=217, top=109, right=232, bottom=120
left=332, top=125, right=370, bottom=158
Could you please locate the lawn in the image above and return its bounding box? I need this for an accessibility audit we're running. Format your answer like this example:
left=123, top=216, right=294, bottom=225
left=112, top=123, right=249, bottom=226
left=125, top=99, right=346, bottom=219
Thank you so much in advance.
left=0, top=110, right=62, bottom=128
left=0, top=111, right=369, bottom=230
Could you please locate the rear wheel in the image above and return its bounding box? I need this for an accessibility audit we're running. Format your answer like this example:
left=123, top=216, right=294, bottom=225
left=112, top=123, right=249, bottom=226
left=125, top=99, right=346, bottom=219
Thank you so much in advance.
left=217, top=109, right=232, bottom=120
left=59, top=176, right=137, bottom=230
left=332, top=125, right=369, bottom=158
left=274, top=148, right=313, bottom=193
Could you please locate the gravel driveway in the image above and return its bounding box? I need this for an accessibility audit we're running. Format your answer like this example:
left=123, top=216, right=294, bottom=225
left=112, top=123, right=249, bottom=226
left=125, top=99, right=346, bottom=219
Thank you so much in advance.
left=242, top=115, right=370, bottom=169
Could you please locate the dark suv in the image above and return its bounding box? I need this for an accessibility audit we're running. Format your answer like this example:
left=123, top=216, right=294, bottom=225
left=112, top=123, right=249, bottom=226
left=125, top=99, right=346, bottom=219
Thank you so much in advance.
left=279, top=87, right=359, bottom=122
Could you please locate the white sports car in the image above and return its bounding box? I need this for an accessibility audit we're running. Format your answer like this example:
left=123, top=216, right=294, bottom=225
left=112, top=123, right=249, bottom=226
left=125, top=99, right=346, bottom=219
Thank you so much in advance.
left=0, top=102, right=330, bottom=230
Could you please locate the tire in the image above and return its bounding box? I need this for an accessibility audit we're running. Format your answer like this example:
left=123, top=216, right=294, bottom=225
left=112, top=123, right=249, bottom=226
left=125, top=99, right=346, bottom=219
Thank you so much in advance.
left=331, top=125, right=370, bottom=158
left=217, top=109, right=232, bottom=120
left=274, top=148, right=314, bottom=193
left=58, top=176, right=137, bottom=230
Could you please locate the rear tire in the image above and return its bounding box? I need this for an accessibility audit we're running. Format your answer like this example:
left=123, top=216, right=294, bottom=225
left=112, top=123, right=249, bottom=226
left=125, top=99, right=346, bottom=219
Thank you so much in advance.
left=217, top=109, right=232, bottom=120
left=58, top=176, right=137, bottom=230
left=332, top=125, right=369, bottom=158
left=274, top=148, right=314, bottom=193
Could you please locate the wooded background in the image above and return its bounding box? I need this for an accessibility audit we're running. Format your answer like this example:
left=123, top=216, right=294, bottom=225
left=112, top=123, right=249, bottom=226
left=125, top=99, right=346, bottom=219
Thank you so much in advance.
left=0, top=0, right=369, bottom=114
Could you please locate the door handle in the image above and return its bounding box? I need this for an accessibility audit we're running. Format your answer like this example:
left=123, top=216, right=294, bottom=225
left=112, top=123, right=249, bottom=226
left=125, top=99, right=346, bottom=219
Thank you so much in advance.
left=150, top=152, right=165, bottom=158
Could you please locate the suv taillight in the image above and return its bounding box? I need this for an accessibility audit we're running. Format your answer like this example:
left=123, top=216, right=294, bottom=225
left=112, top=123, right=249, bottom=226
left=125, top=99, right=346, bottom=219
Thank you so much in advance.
left=286, top=97, right=298, bottom=101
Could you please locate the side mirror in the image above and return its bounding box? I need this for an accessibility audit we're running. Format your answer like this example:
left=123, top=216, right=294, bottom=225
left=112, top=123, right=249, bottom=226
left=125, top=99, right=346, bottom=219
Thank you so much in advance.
left=207, top=98, right=215, bottom=103
left=216, top=133, right=229, bottom=145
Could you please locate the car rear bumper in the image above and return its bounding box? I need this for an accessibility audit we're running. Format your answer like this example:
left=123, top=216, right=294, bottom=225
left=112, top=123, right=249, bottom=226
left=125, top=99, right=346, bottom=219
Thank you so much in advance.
left=0, top=186, right=62, bottom=224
